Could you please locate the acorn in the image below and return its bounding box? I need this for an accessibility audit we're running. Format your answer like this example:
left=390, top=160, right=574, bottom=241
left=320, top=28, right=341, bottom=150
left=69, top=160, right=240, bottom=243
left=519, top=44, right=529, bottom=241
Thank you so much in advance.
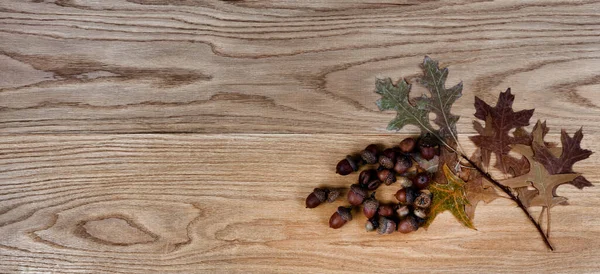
left=414, top=190, right=432, bottom=208
left=362, top=194, right=379, bottom=219
left=378, top=148, right=396, bottom=169
left=366, top=179, right=382, bottom=191
left=365, top=218, right=379, bottom=232
left=414, top=208, right=427, bottom=219
left=394, top=154, right=413, bottom=174
left=399, top=137, right=416, bottom=153
left=418, top=134, right=438, bottom=160
left=347, top=184, right=367, bottom=206
left=358, top=169, right=377, bottom=188
left=336, top=155, right=359, bottom=175
left=360, top=144, right=379, bottom=164
left=397, top=215, right=419, bottom=233
left=329, top=206, right=353, bottom=229
left=378, top=204, right=395, bottom=217
left=305, top=188, right=328, bottom=208
left=377, top=217, right=396, bottom=234
left=396, top=205, right=410, bottom=218
left=377, top=169, right=396, bottom=185
left=395, top=187, right=418, bottom=205
left=412, top=173, right=431, bottom=189
left=420, top=147, right=437, bottom=161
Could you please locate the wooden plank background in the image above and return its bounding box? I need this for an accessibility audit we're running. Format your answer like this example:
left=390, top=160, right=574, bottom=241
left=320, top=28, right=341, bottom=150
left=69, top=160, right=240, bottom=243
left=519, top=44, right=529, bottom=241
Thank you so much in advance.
left=1, top=0, right=600, bottom=273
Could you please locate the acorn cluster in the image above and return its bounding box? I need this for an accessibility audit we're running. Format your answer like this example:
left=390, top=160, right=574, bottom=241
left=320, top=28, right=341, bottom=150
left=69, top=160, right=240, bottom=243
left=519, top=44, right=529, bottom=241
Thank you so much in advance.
left=305, top=134, right=439, bottom=234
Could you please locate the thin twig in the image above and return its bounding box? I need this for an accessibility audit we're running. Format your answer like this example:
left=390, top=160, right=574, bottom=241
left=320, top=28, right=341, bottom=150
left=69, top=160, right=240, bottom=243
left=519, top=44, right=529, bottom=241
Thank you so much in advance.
left=546, top=206, right=551, bottom=239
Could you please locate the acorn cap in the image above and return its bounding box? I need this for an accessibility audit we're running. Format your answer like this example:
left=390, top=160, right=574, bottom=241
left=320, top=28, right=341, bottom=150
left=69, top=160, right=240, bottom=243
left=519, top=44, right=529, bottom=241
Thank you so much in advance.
left=312, top=188, right=328, bottom=203
left=363, top=197, right=380, bottom=211
left=361, top=149, right=378, bottom=164
left=378, top=156, right=395, bottom=169
left=337, top=206, right=353, bottom=222
left=414, top=192, right=432, bottom=208
left=326, top=189, right=341, bottom=203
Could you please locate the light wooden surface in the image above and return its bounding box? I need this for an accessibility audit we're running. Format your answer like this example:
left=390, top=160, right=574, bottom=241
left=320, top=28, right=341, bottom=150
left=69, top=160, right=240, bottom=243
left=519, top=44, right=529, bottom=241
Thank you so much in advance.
left=1, top=0, right=600, bottom=273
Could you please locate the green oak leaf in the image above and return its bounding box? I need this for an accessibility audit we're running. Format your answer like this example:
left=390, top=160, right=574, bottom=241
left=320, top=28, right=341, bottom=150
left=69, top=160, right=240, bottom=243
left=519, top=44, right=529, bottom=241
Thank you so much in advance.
left=424, top=164, right=475, bottom=230
left=375, top=56, right=462, bottom=141
left=416, top=56, right=463, bottom=140
left=375, top=77, right=434, bottom=132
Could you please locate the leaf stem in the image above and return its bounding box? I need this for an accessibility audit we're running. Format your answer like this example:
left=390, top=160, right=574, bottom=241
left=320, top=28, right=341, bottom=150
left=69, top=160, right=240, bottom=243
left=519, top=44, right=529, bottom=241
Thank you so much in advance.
left=460, top=154, right=554, bottom=251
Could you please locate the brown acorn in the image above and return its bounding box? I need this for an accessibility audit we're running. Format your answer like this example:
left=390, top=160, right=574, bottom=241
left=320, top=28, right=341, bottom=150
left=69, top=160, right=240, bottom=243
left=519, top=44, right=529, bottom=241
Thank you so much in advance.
left=414, top=190, right=432, bottom=208
left=377, top=204, right=395, bottom=217
left=397, top=215, right=419, bottom=233
left=399, top=137, right=416, bottom=153
left=394, top=154, right=413, bottom=174
left=336, top=155, right=359, bottom=175
left=358, top=169, right=377, bottom=188
left=420, top=146, right=437, bottom=161
left=412, top=173, right=430, bottom=189
left=378, top=148, right=396, bottom=169
left=377, top=169, right=397, bottom=185
left=362, top=194, right=379, bottom=219
left=347, top=184, right=367, bottom=206
left=418, top=134, right=439, bottom=160
left=360, top=144, right=379, bottom=164
left=305, top=188, right=328, bottom=208
left=377, top=217, right=396, bottom=234
left=396, top=205, right=410, bottom=218
left=366, top=179, right=382, bottom=191
left=329, top=206, right=353, bottom=229
left=395, top=187, right=418, bottom=205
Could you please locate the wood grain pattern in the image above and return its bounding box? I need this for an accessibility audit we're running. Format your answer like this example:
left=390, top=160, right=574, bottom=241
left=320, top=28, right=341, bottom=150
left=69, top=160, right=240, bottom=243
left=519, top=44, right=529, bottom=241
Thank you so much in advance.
left=1, top=134, right=599, bottom=273
left=1, top=0, right=600, bottom=273
left=1, top=0, right=600, bottom=134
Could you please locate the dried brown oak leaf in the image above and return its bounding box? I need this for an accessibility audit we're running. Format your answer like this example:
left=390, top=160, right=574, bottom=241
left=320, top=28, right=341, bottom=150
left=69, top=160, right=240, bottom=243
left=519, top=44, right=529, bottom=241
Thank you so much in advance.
left=470, top=88, right=534, bottom=176
left=424, top=164, right=475, bottom=229
left=501, top=144, right=580, bottom=237
left=532, top=122, right=593, bottom=189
